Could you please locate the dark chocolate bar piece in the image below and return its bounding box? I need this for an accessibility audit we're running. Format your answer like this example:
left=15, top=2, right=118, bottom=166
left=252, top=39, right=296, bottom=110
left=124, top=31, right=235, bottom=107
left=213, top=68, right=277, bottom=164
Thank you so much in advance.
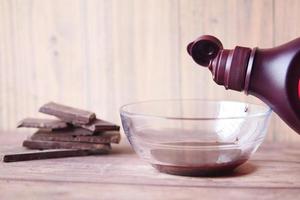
left=17, top=118, right=68, bottom=129
left=31, top=130, right=121, bottom=144
left=51, top=127, right=94, bottom=136
left=3, top=149, right=107, bottom=162
left=39, top=102, right=96, bottom=125
left=79, top=119, right=120, bottom=132
left=23, top=139, right=111, bottom=151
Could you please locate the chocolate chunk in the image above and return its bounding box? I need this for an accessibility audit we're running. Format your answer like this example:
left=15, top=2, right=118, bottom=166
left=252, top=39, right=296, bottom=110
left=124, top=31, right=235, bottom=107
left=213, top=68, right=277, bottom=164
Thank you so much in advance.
left=3, top=149, right=107, bottom=162
left=39, top=102, right=96, bottom=125
left=51, top=127, right=94, bottom=136
left=79, top=119, right=120, bottom=132
left=31, top=130, right=121, bottom=144
left=23, top=139, right=111, bottom=151
left=17, top=118, right=69, bottom=129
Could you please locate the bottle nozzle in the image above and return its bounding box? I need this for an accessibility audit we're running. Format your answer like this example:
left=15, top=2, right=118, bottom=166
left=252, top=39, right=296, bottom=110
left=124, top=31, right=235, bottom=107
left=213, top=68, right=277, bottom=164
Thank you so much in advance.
left=187, top=35, right=223, bottom=67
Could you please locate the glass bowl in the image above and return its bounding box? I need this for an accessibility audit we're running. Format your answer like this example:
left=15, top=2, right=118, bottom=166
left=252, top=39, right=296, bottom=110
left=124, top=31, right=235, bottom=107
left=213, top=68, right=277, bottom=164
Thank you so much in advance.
left=120, top=99, right=272, bottom=176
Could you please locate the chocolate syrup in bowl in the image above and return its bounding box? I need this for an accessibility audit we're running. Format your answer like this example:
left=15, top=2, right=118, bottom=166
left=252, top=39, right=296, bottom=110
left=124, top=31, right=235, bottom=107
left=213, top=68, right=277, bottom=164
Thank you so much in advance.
left=150, top=142, right=249, bottom=176
left=136, top=129, right=251, bottom=176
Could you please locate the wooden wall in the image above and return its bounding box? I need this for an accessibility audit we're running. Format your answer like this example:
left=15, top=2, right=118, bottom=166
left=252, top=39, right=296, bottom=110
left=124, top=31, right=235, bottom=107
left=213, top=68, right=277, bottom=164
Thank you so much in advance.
left=0, top=0, right=299, bottom=142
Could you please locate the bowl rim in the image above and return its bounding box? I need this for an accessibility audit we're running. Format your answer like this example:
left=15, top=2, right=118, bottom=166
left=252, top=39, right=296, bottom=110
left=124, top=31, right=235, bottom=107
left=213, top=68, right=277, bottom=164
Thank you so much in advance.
left=120, top=99, right=272, bottom=120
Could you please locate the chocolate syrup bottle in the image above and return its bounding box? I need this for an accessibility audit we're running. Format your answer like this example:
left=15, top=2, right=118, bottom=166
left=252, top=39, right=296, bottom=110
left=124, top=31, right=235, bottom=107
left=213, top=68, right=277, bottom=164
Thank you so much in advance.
left=187, top=35, right=300, bottom=134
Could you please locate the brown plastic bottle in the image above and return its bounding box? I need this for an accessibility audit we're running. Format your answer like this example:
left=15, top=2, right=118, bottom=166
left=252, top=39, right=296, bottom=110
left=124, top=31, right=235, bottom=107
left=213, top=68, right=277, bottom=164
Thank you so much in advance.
left=187, top=35, right=300, bottom=134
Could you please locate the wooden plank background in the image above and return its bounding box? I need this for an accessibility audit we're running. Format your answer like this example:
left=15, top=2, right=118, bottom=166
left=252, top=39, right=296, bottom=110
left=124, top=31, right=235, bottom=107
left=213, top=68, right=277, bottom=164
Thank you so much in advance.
left=0, top=0, right=299, bottom=142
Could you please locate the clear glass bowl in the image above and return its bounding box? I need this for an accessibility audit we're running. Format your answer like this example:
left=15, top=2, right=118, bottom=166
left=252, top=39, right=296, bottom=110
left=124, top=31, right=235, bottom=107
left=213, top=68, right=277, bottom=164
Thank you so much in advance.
left=120, top=99, right=272, bottom=176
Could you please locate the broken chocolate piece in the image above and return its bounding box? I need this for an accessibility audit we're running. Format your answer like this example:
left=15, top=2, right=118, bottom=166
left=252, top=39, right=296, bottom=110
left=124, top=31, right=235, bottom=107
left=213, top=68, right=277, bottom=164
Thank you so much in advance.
left=31, top=130, right=121, bottom=144
left=79, top=119, right=120, bottom=132
left=51, top=127, right=94, bottom=136
left=17, top=118, right=69, bottom=129
left=39, top=102, right=96, bottom=125
left=23, top=139, right=111, bottom=151
left=3, top=149, right=107, bottom=162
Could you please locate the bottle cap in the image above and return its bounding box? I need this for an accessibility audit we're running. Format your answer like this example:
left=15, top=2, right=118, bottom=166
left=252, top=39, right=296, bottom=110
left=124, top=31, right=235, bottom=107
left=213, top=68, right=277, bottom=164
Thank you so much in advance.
left=188, top=35, right=252, bottom=91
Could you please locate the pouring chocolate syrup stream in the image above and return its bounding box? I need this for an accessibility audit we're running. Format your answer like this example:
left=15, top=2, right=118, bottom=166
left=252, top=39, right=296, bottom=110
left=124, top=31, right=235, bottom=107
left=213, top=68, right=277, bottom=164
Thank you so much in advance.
left=187, top=35, right=300, bottom=134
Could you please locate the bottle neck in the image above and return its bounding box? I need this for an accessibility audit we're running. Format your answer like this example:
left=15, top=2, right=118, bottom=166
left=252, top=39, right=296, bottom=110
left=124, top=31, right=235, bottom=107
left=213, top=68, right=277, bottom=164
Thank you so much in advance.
left=209, top=46, right=254, bottom=92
